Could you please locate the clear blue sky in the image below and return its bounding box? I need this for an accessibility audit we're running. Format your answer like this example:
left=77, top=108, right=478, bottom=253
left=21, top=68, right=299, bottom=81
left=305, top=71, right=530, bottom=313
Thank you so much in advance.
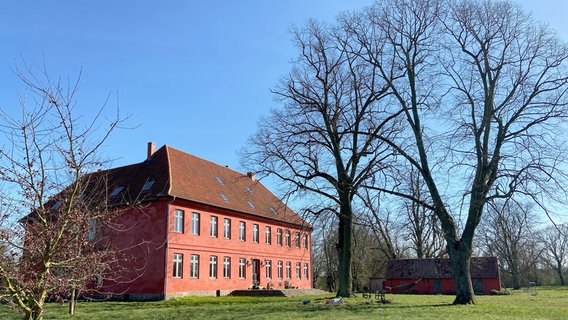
left=0, top=0, right=566, bottom=173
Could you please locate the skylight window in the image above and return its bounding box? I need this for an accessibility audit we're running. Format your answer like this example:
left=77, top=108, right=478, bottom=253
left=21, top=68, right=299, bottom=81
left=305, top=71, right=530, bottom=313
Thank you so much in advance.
left=50, top=201, right=62, bottom=211
left=246, top=186, right=253, bottom=193
left=247, top=200, right=256, bottom=209
left=110, top=186, right=124, bottom=197
left=270, top=207, right=277, bottom=215
left=216, top=176, right=225, bottom=185
left=141, top=180, right=154, bottom=192
left=220, top=193, right=229, bottom=202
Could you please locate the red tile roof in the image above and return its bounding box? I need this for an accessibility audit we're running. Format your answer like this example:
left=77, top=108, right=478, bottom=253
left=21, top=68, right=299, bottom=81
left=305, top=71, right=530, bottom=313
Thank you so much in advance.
left=100, top=145, right=309, bottom=228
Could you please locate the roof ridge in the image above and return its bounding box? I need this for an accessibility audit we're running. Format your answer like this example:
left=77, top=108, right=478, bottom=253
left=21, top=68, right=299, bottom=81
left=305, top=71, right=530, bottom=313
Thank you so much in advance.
left=164, top=145, right=246, bottom=175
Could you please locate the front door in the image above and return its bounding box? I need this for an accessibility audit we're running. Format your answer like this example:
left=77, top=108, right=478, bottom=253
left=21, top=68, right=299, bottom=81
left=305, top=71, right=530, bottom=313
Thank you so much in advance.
left=252, top=259, right=260, bottom=287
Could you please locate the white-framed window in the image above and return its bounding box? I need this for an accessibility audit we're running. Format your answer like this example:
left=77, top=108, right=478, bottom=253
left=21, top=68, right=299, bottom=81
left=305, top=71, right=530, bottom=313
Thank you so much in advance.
left=265, top=260, right=272, bottom=279
left=277, top=228, right=282, bottom=246
left=239, top=221, right=246, bottom=241
left=295, top=232, right=301, bottom=248
left=265, top=226, right=271, bottom=244
left=191, top=212, right=200, bottom=235
left=209, top=256, right=218, bottom=278
left=286, top=261, right=291, bottom=279
left=253, top=224, right=259, bottom=243
left=285, top=230, right=291, bottom=247
left=174, top=209, right=184, bottom=233
left=173, top=253, right=183, bottom=278
left=304, top=263, right=309, bottom=280
left=277, top=261, right=283, bottom=279
left=239, top=258, right=246, bottom=279
left=224, top=218, right=231, bottom=239
left=210, top=216, right=218, bottom=237
left=223, top=257, right=231, bottom=279
left=190, top=254, right=199, bottom=278
left=303, top=234, right=308, bottom=249
left=87, top=219, right=97, bottom=241
left=296, top=262, right=301, bottom=279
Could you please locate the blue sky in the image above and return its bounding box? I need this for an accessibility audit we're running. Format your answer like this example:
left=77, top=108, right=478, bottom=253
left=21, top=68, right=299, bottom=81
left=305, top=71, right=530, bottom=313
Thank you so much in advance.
left=0, top=0, right=567, bottom=174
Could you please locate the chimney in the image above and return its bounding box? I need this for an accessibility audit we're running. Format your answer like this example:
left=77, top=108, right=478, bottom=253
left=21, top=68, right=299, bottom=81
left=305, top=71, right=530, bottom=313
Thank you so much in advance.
left=247, top=172, right=256, bottom=181
left=147, top=142, right=156, bottom=159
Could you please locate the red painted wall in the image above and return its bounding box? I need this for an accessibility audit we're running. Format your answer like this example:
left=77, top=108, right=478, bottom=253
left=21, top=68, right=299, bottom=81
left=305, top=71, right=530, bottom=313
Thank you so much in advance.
left=99, top=197, right=312, bottom=299
left=165, top=199, right=312, bottom=296
left=386, top=277, right=500, bottom=295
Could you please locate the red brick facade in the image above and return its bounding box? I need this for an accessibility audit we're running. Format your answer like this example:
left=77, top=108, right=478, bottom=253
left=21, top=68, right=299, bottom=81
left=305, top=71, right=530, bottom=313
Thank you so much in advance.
left=94, top=144, right=312, bottom=299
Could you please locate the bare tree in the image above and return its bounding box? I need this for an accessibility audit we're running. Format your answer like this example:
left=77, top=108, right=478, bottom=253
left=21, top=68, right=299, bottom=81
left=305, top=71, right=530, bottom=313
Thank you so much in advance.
left=0, top=65, right=128, bottom=320
left=345, top=0, right=568, bottom=304
left=241, top=19, right=401, bottom=297
left=540, top=224, right=568, bottom=286
left=478, top=200, right=542, bottom=289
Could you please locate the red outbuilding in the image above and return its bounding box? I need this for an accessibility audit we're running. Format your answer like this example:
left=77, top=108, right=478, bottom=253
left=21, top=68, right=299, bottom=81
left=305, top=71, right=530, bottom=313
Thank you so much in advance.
left=385, top=257, right=501, bottom=295
left=90, top=143, right=313, bottom=300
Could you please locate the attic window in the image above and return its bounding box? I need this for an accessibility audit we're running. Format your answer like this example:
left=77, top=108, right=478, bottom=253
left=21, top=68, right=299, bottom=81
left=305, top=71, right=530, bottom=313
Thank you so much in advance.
left=245, top=186, right=253, bottom=193
left=51, top=201, right=62, bottom=211
left=141, top=180, right=155, bottom=192
left=110, top=186, right=124, bottom=197
left=220, top=193, right=229, bottom=202
left=247, top=200, right=256, bottom=209
left=216, top=176, right=225, bottom=185
left=270, top=207, right=277, bottom=215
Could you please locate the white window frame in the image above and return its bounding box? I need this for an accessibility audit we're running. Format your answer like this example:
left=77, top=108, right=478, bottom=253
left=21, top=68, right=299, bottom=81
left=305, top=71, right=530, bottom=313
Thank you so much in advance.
left=239, top=221, right=246, bottom=241
left=277, top=261, right=283, bottom=279
left=277, top=228, right=282, bottom=246
left=239, top=258, right=246, bottom=279
left=223, top=256, right=231, bottom=279
left=265, top=226, right=271, bottom=244
left=210, top=216, right=218, bottom=237
left=190, top=254, right=199, bottom=278
left=224, top=218, right=231, bottom=239
left=209, top=255, right=218, bottom=279
left=253, top=224, right=259, bottom=243
left=174, top=209, right=184, bottom=233
left=173, top=253, right=183, bottom=278
left=191, top=212, right=200, bottom=235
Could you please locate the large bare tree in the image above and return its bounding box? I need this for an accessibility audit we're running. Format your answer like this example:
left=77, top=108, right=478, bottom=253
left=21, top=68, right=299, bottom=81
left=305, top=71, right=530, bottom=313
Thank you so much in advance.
left=0, top=65, right=128, bottom=320
left=344, top=0, right=568, bottom=304
left=241, top=19, right=401, bottom=297
left=540, top=224, right=568, bottom=286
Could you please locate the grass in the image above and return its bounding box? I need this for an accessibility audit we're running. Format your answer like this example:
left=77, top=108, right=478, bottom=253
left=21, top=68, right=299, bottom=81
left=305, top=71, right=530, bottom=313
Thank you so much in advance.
left=1, top=286, right=567, bottom=319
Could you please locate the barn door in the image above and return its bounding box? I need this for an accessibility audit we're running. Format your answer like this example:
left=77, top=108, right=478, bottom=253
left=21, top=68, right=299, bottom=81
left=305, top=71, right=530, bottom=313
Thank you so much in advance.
left=473, top=279, right=483, bottom=294
left=433, top=280, right=441, bottom=294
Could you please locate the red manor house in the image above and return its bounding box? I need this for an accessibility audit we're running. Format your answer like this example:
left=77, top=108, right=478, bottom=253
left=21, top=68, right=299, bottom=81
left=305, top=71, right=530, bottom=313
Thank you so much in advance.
left=93, top=143, right=313, bottom=300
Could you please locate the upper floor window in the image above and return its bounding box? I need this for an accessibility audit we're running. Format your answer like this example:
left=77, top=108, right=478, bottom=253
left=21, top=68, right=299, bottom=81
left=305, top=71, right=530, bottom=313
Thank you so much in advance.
left=303, top=234, right=309, bottom=249
left=191, top=212, right=200, bottom=235
left=210, top=216, right=218, bottom=237
left=252, top=224, right=259, bottom=243
left=265, top=226, right=271, bottom=244
left=174, top=209, right=184, bottom=233
left=285, top=230, right=291, bottom=247
left=295, top=232, right=301, bottom=248
left=224, top=218, right=231, bottom=239
left=239, top=221, right=246, bottom=241
left=277, top=228, right=282, bottom=246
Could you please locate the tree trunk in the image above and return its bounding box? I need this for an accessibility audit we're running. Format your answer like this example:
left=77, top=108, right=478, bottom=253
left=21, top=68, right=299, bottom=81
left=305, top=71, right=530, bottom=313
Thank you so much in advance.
left=556, top=262, right=565, bottom=286
left=336, top=201, right=353, bottom=297
left=448, top=242, right=475, bottom=304
left=69, top=287, right=76, bottom=315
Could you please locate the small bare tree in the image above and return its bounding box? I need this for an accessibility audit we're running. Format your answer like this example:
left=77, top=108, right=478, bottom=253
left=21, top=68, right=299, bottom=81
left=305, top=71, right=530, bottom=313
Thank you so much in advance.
left=0, top=64, right=128, bottom=320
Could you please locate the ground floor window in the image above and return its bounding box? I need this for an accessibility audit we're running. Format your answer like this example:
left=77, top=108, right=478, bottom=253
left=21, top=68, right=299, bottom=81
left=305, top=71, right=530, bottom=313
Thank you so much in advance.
left=277, top=261, right=283, bottom=279
left=223, top=257, right=231, bottom=279
left=286, top=261, right=291, bottom=279
left=265, top=260, right=272, bottom=279
left=304, top=263, right=309, bottom=280
left=210, top=256, right=218, bottom=278
left=190, top=254, right=199, bottom=278
left=296, top=262, right=301, bottom=279
left=173, top=253, right=183, bottom=278
left=239, top=258, right=246, bottom=279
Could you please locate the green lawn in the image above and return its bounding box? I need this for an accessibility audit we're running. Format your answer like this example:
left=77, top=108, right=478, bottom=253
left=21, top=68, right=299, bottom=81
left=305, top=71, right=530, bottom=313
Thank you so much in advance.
left=1, top=286, right=566, bottom=319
